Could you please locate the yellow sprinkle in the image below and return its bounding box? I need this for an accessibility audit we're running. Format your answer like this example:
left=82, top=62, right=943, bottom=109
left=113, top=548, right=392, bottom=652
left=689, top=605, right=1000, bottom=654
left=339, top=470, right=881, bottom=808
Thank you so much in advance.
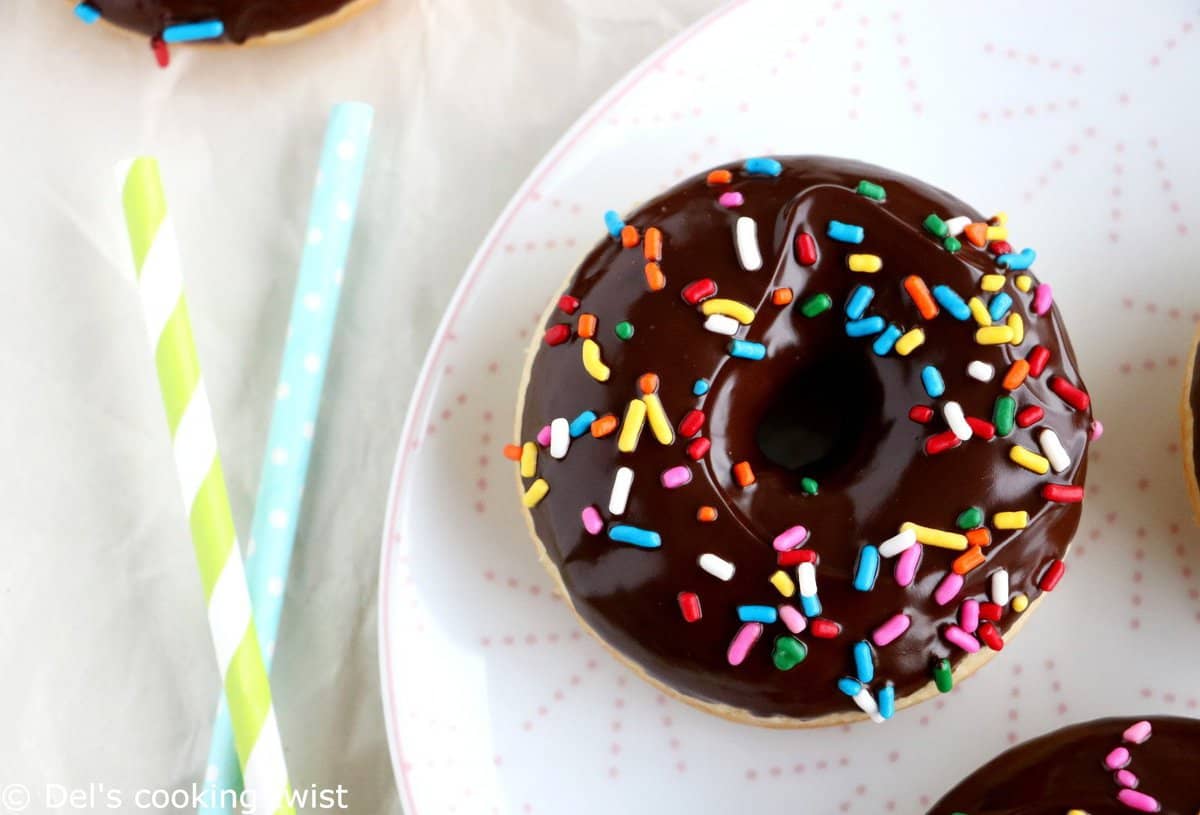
left=1010, top=445, right=1050, bottom=474
left=1007, top=313, right=1024, bottom=345
left=980, top=274, right=1005, bottom=292
left=1015, top=274, right=1033, bottom=292
left=617, top=398, right=647, bottom=453
left=581, top=339, right=610, bottom=382
left=520, top=442, right=537, bottom=478
left=900, top=522, right=968, bottom=551
left=769, top=569, right=796, bottom=597
left=847, top=254, right=883, bottom=273
left=895, top=328, right=925, bottom=356
left=642, top=392, right=675, bottom=445
left=522, top=478, right=549, bottom=507
left=968, top=296, right=991, bottom=326
left=993, top=510, right=1030, bottom=530
left=1011, top=592, right=1030, bottom=613
left=1066, top=811, right=1089, bottom=815
left=700, top=298, right=756, bottom=325
left=986, top=224, right=1008, bottom=241
left=991, top=211, right=1009, bottom=226
left=976, top=325, right=1015, bottom=345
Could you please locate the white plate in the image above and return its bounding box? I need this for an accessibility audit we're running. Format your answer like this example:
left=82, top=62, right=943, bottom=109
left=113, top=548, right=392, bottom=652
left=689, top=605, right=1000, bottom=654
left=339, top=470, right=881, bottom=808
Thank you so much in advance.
left=379, top=2, right=1200, bottom=812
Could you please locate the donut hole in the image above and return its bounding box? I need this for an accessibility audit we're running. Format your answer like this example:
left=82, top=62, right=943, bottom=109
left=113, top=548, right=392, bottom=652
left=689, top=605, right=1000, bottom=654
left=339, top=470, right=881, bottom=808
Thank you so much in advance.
left=755, top=349, right=882, bottom=478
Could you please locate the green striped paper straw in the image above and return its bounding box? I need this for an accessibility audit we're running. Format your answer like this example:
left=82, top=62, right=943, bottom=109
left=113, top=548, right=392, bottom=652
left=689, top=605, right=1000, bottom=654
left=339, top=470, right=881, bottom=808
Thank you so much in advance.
left=119, top=157, right=295, bottom=815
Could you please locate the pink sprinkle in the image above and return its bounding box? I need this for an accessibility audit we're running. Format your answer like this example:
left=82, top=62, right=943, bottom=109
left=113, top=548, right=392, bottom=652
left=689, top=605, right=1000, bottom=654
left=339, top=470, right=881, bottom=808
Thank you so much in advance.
left=1124, top=720, right=1153, bottom=744
left=895, top=543, right=923, bottom=587
left=934, top=572, right=965, bottom=606
left=943, top=624, right=980, bottom=653
left=773, top=525, right=810, bottom=551
left=718, top=191, right=744, bottom=208
left=1033, top=283, right=1053, bottom=315
left=960, top=599, right=980, bottom=634
left=1105, top=746, right=1131, bottom=769
left=1117, top=789, right=1161, bottom=812
left=778, top=604, right=806, bottom=634
left=727, top=622, right=763, bottom=666
left=1090, top=419, right=1105, bottom=440
left=581, top=505, right=603, bottom=535
left=536, top=425, right=552, bottom=446
left=872, top=613, right=911, bottom=646
left=1115, top=769, right=1139, bottom=788
left=660, top=465, right=692, bottom=489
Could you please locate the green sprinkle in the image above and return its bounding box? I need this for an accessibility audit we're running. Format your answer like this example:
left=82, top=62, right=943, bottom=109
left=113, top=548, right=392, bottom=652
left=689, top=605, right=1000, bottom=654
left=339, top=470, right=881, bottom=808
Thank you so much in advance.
left=800, top=293, right=833, bottom=317
left=956, top=507, right=983, bottom=530
left=933, top=658, right=953, bottom=693
left=855, top=179, right=886, bottom=201
left=614, top=321, right=634, bottom=340
left=923, top=213, right=949, bottom=238
left=993, top=395, right=1016, bottom=437
left=801, top=477, right=819, bottom=495
left=943, top=236, right=962, bottom=253
left=772, top=635, right=808, bottom=671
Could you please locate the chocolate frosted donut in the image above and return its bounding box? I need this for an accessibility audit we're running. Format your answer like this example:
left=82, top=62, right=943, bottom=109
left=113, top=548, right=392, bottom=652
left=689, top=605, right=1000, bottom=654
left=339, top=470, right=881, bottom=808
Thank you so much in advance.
left=513, top=156, right=1094, bottom=725
left=929, top=717, right=1200, bottom=814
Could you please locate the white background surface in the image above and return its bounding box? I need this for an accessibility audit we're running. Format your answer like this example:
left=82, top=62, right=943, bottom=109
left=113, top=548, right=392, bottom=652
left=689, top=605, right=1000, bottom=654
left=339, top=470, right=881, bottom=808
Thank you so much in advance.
left=0, top=2, right=717, bottom=812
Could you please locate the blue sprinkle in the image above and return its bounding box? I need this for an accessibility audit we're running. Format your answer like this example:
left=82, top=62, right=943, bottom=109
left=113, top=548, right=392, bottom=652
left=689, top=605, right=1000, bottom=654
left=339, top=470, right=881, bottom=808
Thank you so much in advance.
left=878, top=683, right=896, bottom=720
left=800, top=593, right=822, bottom=617
left=74, top=2, right=101, bottom=23
left=837, top=677, right=864, bottom=698
left=998, top=247, right=1037, bottom=271
left=603, top=210, right=624, bottom=239
left=872, top=325, right=902, bottom=356
left=608, top=525, right=662, bottom=549
left=744, top=157, right=783, bottom=177
left=845, top=316, right=886, bottom=337
left=161, top=19, right=225, bottom=43
left=932, top=285, right=971, bottom=320
left=845, top=284, right=875, bottom=319
left=922, top=365, right=946, bottom=398
left=729, top=339, right=766, bottom=360
left=569, top=410, right=597, bottom=438
left=827, top=220, right=865, bottom=244
left=737, top=605, right=779, bottom=624
left=852, top=546, right=881, bottom=592
left=853, top=640, right=875, bottom=683
left=692, top=378, right=710, bottom=396
left=988, top=292, right=1013, bottom=321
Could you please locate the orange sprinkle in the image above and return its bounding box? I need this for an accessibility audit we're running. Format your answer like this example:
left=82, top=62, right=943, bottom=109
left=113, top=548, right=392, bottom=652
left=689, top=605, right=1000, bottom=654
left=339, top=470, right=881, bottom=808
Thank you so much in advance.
left=706, top=169, right=732, bottom=186
left=733, top=461, right=756, bottom=487
left=644, top=227, right=663, bottom=261
left=590, top=414, right=618, bottom=438
left=697, top=506, right=718, bottom=522
left=952, top=546, right=986, bottom=575
left=772, top=287, right=794, bottom=306
left=620, top=224, right=640, bottom=248
left=1002, top=359, right=1030, bottom=391
left=644, top=262, right=666, bottom=291
left=903, top=275, right=939, bottom=320
left=966, top=527, right=992, bottom=548
left=503, top=444, right=523, bottom=461
left=577, top=313, right=597, bottom=338
left=963, top=222, right=988, bottom=248
left=637, top=372, right=660, bottom=394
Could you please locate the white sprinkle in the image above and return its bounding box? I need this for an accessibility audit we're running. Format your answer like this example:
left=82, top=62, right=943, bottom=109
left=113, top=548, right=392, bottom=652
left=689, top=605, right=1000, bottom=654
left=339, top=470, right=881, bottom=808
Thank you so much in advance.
left=609, top=466, right=634, bottom=515
left=797, top=561, right=818, bottom=597
left=699, top=553, right=735, bottom=581
left=1038, top=428, right=1070, bottom=473
left=703, top=313, right=740, bottom=335
left=991, top=569, right=1010, bottom=605
left=550, top=418, right=570, bottom=459
left=734, top=216, right=763, bottom=271
left=945, top=215, right=971, bottom=237
left=851, top=687, right=885, bottom=723
left=878, top=528, right=917, bottom=558
left=943, top=401, right=972, bottom=441
left=967, top=360, right=995, bottom=382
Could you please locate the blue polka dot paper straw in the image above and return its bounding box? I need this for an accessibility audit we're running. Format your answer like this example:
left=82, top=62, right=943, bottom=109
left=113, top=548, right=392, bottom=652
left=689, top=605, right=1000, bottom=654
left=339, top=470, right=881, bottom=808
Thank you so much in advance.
left=199, top=101, right=373, bottom=815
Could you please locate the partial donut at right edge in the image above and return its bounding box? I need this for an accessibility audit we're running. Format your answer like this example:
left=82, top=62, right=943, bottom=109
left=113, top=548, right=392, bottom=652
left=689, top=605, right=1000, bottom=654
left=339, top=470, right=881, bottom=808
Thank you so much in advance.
left=928, top=716, right=1200, bottom=814
left=1181, top=325, right=1200, bottom=525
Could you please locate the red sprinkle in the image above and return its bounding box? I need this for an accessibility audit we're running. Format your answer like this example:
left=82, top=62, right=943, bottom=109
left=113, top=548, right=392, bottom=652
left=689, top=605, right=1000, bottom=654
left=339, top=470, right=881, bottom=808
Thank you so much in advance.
left=152, top=36, right=170, bottom=68
left=795, top=232, right=818, bottom=266
left=1049, top=376, right=1090, bottom=411
left=706, top=169, right=732, bottom=186
left=1039, top=559, right=1067, bottom=591
left=978, top=622, right=1004, bottom=651
left=924, top=430, right=962, bottom=455
left=1027, top=345, right=1051, bottom=377
left=1015, top=406, right=1044, bottom=427
left=733, top=461, right=756, bottom=487
left=965, top=527, right=992, bottom=548
left=544, top=324, right=571, bottom=346
left=965, top=417, right=997, bottom=440
left=777, top=549, right=819, bottom=567
left=678, top=409, right=705, bottom=439
left=979, top=602, right=1003, bottom=622
left=686, top=437, right=711, bottom=461
left=677, top=592, right=702, bottom=622
left=502, top=444, right=522, bottom=461
left=557, top=295, right=580, bottom=315
left=810, top=619, right=842, bottom=639
left=1043, top=483, right=1084, bottom=503
left=909, top=405, right=935, bottom=424
left=681, top=278, right=718, bottom=305
left=988, top=240, right=1014, bottom=255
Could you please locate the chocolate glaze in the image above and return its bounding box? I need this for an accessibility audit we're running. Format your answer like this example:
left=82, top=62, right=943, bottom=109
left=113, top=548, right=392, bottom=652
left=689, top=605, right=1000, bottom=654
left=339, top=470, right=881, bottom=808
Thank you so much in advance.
left=89, top=0, right=358, bottom=44
left=929, top=716, right=1200, bottom=814
left=519, top=157, right=1092, bottom=721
